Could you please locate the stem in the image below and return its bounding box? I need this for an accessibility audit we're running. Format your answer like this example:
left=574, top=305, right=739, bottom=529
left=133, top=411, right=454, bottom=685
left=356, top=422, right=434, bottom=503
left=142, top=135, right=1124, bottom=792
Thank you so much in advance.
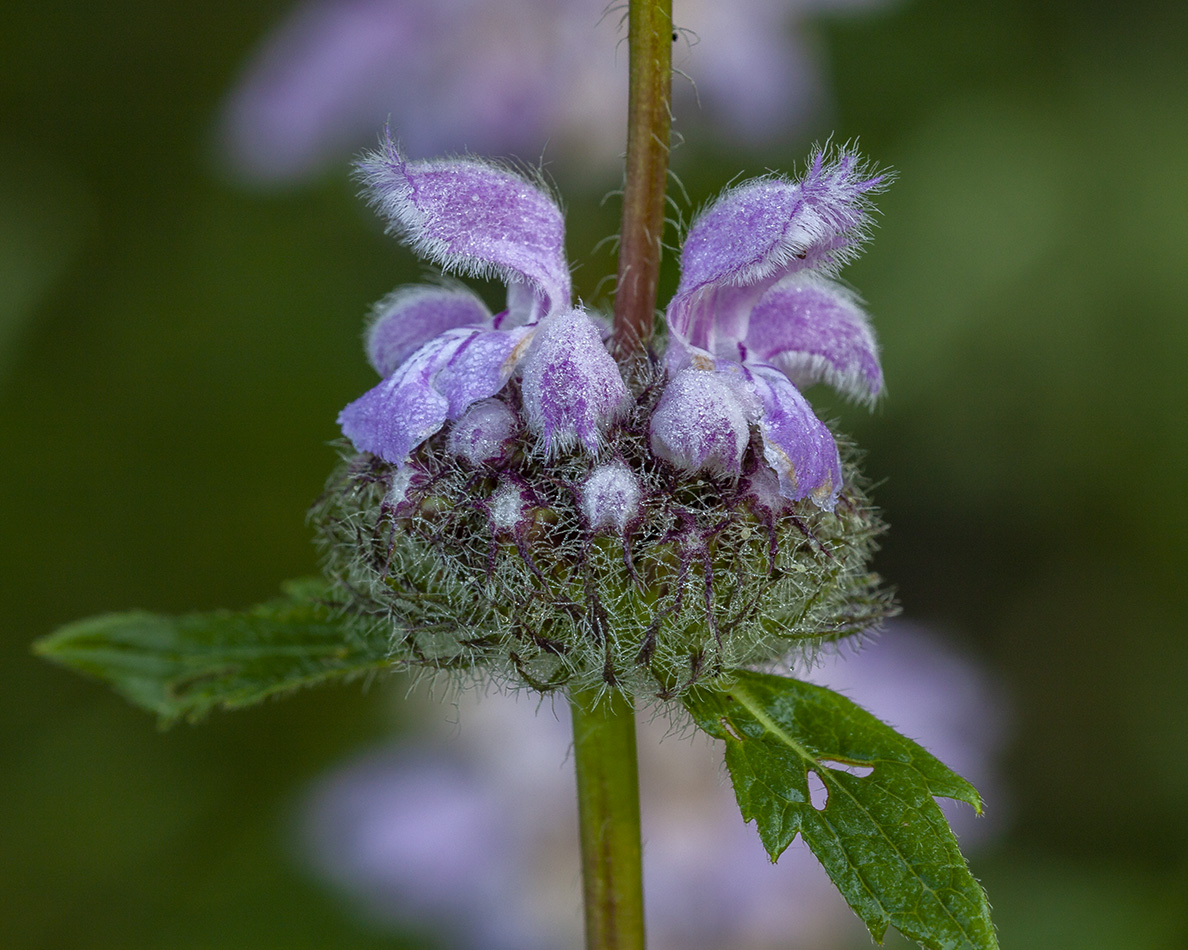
left=569, top=4, right=671, bottom=944
left=571, top=686, right=646, bottom=950
left=612, top=0, right=673, bottom=357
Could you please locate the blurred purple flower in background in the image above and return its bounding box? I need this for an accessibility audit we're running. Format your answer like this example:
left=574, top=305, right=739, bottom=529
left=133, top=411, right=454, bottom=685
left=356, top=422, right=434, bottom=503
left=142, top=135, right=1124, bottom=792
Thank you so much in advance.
left=301, top=624, right=1008, bottom=950
left=218, top=0, right=898, bottom=184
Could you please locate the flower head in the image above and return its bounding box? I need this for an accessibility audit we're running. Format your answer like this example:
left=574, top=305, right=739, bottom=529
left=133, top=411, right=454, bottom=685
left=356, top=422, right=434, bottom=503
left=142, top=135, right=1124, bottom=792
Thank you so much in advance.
left=317, top=139, right=894, bottom=701
left=337, top=133, right=627, bottom=466
left=651, top=150, right=890, bottom=510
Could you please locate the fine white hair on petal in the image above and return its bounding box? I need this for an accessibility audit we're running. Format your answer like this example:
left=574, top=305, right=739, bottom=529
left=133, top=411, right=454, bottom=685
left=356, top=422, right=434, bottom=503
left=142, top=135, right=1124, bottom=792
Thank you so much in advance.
left=518, top=309, right=630, bottom=456
left=677, top=150, right=891, bottom=297
left=354, top=133, right=571, bottom=314
left=581, top=461, right=643, bottom=534
left=339, top=325, right=528, bottom=466
left=365, top=283, right=493, bottom=377
left=743, top=273, right=884, bottom=405
left=649, top=367, right=758, bottom=477
left=747, top=364, right=843, bottom=510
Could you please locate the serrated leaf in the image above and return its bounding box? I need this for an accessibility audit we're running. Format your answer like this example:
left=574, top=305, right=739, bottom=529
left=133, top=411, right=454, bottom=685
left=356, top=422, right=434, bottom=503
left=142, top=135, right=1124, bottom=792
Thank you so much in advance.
left=34, top=579, right=397, bottom=723
left=683, top=669, right=997, bottom=950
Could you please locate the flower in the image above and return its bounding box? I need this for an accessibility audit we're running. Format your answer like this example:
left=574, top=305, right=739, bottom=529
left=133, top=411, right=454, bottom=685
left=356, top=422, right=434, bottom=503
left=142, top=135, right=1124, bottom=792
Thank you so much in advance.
left=336, top=132, right=627, bottom=466
left=650, top=150, right=890, bottom=510
left=217, top=0, right=900, bottom=183
left=300, top=624, right=1007, bottom=950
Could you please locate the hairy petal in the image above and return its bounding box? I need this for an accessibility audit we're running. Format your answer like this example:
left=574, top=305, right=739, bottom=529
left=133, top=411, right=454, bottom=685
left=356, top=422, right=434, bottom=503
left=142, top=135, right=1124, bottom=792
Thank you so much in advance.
left=677, top=151, right=888, bottom=296
left=365, top=284, right=493, bottom=377
left=339, top=325, right=529, bottom=464
left=355, top=132, right=571, bottom=313
left=519, top=309, right=629, bottom=455
left=744, top=274, right=883, bottom=402
left=649, top=367, right=758, bottom=477
left=664, top=283, right=765, bottom=373
left=747, top=364, right=842, bottom=510
left=433, top=325, right=532, bottom=417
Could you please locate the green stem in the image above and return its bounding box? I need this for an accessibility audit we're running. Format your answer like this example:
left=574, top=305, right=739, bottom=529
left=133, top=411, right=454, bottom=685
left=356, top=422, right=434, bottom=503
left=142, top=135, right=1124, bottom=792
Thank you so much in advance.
left=571, top=686, right=646, bottom=950
left=612, top=0, right=673, bottom=357
left=569, top=4, right=671, bottom=944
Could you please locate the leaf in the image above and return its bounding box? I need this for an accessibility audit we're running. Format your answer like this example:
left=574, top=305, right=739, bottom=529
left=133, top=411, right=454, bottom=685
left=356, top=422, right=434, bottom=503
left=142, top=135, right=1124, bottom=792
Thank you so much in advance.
left=34, top=579, right=397, bottom=723
left=683, top=669, right=997, bottom=950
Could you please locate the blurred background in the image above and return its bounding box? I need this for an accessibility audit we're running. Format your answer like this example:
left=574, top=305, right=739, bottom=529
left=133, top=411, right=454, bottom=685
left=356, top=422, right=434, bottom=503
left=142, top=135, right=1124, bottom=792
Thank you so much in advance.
left=3, top=0, right=1186, bottom=947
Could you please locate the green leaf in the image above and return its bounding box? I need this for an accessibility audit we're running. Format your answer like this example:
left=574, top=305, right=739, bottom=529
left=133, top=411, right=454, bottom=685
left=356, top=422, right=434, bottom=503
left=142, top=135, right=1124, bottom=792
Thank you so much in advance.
left=34, top=579, right=397, bottom=723
left=683, top=669, right=997, bottom=950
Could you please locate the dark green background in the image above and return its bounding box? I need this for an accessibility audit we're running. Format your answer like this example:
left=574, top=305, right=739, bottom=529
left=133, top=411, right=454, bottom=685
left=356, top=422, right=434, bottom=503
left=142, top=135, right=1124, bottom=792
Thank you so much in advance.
left=3, top=0, right=1185, bottom=947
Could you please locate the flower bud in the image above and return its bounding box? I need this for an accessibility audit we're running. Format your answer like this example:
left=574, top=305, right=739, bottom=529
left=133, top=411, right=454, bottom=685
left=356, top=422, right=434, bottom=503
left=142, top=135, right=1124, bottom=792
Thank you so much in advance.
left=649, top=368, right=756, bottom=477
left=581, top=461, right=642, bottom=534
left=487, top=479, right=533, bottom=536
left=447, top=398, right=519, bottom=468
left=519, top=309, right=630, bottom=455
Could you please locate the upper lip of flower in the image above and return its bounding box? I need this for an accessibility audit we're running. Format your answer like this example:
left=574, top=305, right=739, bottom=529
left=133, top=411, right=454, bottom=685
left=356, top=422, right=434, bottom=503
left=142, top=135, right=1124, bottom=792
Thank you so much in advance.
left=666, top=149, right=890, bottom=403
left=354, top=131, right=572, bottom=320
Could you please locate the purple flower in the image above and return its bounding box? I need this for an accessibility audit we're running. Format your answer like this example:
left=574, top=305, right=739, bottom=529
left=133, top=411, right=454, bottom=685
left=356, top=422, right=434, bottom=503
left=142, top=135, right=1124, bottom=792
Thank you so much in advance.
left=650, top=151, right=890, bottom=510
left=337, top=134, right=627, bottom=465
left=217, top=0, right=900, bottom=183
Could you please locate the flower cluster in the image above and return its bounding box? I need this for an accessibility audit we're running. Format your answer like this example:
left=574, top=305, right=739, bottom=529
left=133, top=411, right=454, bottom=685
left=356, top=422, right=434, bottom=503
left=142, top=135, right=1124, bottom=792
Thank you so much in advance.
left=653, top=151, right=887, bottom=510
left=316, top=136, right=893, bottom=699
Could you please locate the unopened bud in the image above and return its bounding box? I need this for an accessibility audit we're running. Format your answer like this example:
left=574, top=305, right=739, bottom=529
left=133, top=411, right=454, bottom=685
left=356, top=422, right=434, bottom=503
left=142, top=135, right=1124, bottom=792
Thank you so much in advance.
left=447, top=398, right=519, bottom=468
left=581, top=461, right=642, bottom=534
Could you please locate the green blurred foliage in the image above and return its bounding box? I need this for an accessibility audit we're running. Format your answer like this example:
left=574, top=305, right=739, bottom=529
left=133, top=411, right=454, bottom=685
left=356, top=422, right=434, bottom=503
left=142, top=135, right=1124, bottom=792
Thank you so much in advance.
left=2, top=0, right=1186, bottom=947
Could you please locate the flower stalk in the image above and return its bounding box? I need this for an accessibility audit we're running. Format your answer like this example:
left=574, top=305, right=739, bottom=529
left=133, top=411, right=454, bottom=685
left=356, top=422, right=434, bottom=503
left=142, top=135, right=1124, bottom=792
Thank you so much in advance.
left=612, top=0, right=673, bottom=356
left=571, top=3, right=673, bottom=945
left=571, top=686, right=646, bottom=950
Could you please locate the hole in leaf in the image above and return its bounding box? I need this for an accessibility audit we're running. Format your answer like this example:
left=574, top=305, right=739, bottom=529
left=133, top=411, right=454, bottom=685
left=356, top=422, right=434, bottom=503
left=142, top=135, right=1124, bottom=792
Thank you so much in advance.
left=807, top=770, right=828, bottom=810
left=819, top=759, right=874, bottom=778
left=718, top=716, right=744, bottom=743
